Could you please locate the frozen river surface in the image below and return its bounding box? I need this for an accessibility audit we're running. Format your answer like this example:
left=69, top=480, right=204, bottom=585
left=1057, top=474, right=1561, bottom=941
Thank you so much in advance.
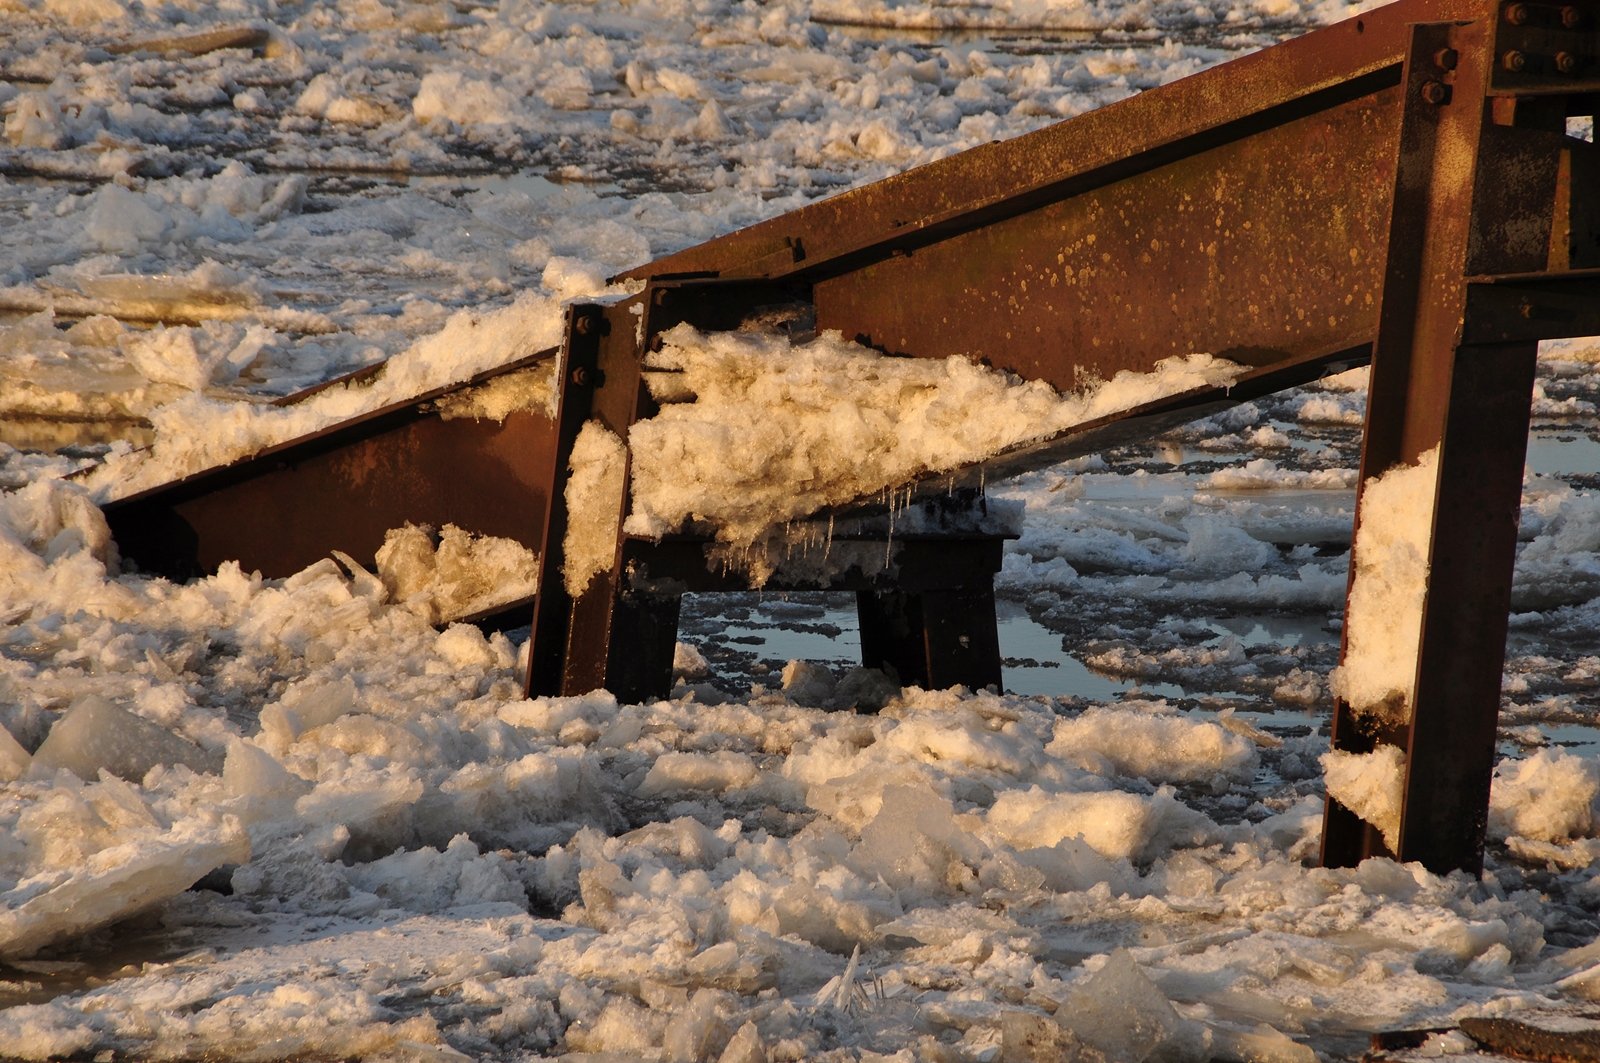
left=2, top=0, right=1600, bottom=1058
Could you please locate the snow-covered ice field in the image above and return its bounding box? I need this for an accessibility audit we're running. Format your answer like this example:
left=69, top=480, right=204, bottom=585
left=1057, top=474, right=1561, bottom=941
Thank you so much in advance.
left=3, top=0, right=1600, bottom=1056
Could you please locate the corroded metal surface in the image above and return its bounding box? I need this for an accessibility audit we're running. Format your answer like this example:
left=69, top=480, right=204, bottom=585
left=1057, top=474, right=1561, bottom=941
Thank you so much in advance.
left=1320, top=13, right=1562, bottom=875
left=1460, top=1017, right=1600, bottom=1063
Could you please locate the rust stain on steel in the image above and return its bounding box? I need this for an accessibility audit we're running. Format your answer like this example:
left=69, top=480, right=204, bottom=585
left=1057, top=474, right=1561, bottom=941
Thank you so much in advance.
left=814, top=89, right=1400, bottom=391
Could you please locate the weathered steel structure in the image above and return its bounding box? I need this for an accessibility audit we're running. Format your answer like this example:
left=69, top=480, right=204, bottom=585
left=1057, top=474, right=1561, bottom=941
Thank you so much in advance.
left=104, top=0, right=1600, bottom=875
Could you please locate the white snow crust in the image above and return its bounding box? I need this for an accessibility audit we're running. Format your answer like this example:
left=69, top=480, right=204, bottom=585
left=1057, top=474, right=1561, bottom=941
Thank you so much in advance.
left=1329, top=447, right=1439, bottom=727
left=626, top=324, right=1246, bottom=548
left=564, top=420, right=629, bottom=597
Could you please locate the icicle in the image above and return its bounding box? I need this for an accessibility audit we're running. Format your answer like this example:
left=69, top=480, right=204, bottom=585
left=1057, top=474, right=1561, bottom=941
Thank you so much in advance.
left=886, top=489, right=895, bottom=567
left=824, top=514, right=834, bottom=564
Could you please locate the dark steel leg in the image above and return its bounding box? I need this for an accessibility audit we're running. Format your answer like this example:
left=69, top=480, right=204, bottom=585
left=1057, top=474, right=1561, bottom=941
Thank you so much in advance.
left=605, top=589, right=683, bottom=703
left=857, top=588, right=926, bottom=687
left=1322, top=20, right=1555, bottom=874
left=922, top=587, right=1003, bottom=692
left=526, top=306, right=606, bottom=697
left=857, top=584, right=1003, bottom=692
left=1398, top=342, right=1536, bottom=871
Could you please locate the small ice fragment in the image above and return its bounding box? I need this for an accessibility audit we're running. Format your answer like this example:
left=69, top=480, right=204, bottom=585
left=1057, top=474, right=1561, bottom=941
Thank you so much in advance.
left=223, top=740, right=311, bottom=807
left=32, top=696, right=222, bottom=782
left=1210, top=1024, right=1316, bottom=1063
left=436, top=623, right=496, bottom=669
left=999, top=1011, right=1099, bottom=1063
left=637, top=751, right=757, bottom=797
left=283, top=676, right=357, bottom=730
left=1488, top=748, right=1600, bottom=843
left=718, top=1022, right=767, bottom=1063
left=0, top=724, right=30, bottom=783
left=828, top=944, right=863, bottom=1011
left=781, top=660, right=836, bottom=707
left=674, top=641, right=710, bottom=679
left=1052, top=949, right=1205, bottom=1063
left=663, top=987, right=730, bottom=1062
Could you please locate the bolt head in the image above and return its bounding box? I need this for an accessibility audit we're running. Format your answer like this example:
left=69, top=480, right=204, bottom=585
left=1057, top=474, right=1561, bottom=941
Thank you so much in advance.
left=1505, top=2, right=1528, bottom=24
left=1435, top=47, right=1459, bottom=70
left=574, top=315, right=593, bottom=335
left=1557, top=50, right=1580, bottom=74
left=1421, top=80, right=1451, bottom=104
left=1563, top=5, right=1584, bottom=27
left=1502, top=49, right=1527, bottom=72
left=571, top=366, right=591, bottom=386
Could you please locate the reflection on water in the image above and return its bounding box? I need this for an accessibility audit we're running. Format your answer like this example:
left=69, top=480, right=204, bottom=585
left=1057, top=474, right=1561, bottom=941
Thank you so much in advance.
left=0, top=417, right=153, bottom=453
left=696, top=593, right=1229, bottom=702
left=1203, top=613, right=1337, bottom=649
left=411, top=171, right=622, bottom=199
left=1527, top=428, right=1600, bottom=478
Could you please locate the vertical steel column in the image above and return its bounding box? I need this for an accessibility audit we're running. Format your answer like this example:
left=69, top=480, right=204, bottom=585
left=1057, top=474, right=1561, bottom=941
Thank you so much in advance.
left=549, top=291, right=672, bottom=702
left=1321, top=16, right=1557, bottom=874
left=856, top=585, right=1004, bottom=692
left=526, top=305, right=608, bottom=697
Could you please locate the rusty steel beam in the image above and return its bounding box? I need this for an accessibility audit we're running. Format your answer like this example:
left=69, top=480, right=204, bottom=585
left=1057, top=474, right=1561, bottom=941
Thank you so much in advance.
left=619, top=0, right=1584, bottom=400
left=105, top=352, right=558, bottom=583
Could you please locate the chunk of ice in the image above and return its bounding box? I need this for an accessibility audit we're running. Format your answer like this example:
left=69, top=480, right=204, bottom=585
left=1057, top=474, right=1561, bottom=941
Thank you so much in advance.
left=0, top=815, right=250, bottom=958
left=32, top=697, right=222, bottom=783
left=1330, top=447, right=1439, bottom=727
left=1053, top=950, right=1205, bottom=1063
left=1321, top=745, right=1404, bottom=852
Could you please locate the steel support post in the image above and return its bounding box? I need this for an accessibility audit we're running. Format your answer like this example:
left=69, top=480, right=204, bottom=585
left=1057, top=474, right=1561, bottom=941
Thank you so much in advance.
left=857, top=587, right=1004, bottom=692
left=526, top=303, right=611, bottom=696
left=1321, top=17, right=1557, bottom=874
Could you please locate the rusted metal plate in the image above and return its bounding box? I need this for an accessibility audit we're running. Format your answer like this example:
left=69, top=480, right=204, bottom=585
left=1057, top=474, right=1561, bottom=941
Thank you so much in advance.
left=812, top=90, right=1400, bottom=391
left=622, top=0, right=1495, bottom=289
left=1460, top=1017, right=1600, bottom=1063
left=106, top=353, right=559, bottom=581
